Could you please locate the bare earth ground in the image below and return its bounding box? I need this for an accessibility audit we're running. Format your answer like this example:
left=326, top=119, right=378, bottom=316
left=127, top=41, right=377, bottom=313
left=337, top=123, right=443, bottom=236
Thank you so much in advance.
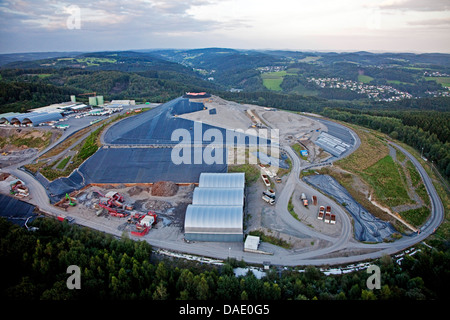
left=65, top=183, right=195, bottom=235
left=0, top=127, right=61, bottom=168
left=179, top=96, right=321, bottom=145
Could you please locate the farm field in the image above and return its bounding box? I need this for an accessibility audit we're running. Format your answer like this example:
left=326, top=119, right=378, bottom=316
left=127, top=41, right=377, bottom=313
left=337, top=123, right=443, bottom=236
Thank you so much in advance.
left=261, top=70, right=296, bottom=91
left=425, top=76, right=450, bottom=88
left=357, top=75, right=373, bottom=83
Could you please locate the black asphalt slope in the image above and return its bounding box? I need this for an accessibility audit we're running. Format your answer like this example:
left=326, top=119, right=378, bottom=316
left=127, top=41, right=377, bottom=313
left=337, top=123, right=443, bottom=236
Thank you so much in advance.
left=104, top=98, right=211, bottom=145
left=0, top=194, right=37, bottom=227
left=79, top=147, right=228, bottom=184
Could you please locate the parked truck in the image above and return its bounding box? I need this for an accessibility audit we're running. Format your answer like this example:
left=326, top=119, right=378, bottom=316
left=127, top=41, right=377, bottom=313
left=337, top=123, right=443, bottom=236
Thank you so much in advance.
left=301, top=193, right=308, bottom=207
left=330, top=214, right=336, bottom=224
left=263, top=189, right=276, bottom=199
left=325, top=206, right=332, bottom=223
left=261, top=174, right=271, bottom=187
left=262, top=194, right=275, bottom=205
left=318, top=206, right=325, bottom=220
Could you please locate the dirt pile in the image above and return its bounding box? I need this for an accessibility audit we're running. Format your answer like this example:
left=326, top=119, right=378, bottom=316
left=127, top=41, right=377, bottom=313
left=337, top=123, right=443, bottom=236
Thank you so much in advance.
left=151, top=181, right=178, bottom=197
left=0, top=172, right=10, bottom=181
left=128, top=185, right=144, bottom=196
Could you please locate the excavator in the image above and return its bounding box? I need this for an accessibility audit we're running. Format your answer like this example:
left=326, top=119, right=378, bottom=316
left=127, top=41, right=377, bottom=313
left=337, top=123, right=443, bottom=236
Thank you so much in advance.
left=65, top=193, right=76, bottom=206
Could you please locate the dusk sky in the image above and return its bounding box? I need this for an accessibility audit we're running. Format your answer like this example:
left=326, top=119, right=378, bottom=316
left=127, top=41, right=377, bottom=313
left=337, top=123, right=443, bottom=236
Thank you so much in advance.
left=0, top=0, right=449, bottom=54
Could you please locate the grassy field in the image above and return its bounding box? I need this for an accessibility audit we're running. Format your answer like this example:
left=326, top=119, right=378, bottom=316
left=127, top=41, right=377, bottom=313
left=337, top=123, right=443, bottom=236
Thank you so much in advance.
left=228, top=163, right=261, bottom=185
left=261, top=71, right=287, bottom=91
left=291, top=143, right=308, bottom=160
left=405, top=160, right=431, bottom=207
left=290, top=84, right=318, bottom=96
left=401, top=207, right=430, bottom=226
left=56, top=156, right=71, bottom=170
left=357, top=75, right=374, bottom=83
left=297, top=56, right=321, bottom=63
left=387, top=80, right=414, bottom=85
left=37, top=74, right=51, bottom=79
left=360, top=155, right=411, bottom=207
left=248, top=230, right=292, bottom=249
left=425, top=76, right=450, bottom=88
left=261, top=70, right=297, bottom=91
left=336, top=127, right=389, bottom=172
left=57, top=57, right=117, bottom=66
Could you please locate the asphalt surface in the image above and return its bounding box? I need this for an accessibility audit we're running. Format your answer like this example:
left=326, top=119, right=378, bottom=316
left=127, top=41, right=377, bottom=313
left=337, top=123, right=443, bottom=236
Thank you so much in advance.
left=0, top=107, right=445, bottom=267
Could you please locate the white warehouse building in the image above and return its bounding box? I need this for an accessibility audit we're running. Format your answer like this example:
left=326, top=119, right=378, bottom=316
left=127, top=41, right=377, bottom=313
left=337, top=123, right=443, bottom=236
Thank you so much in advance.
left=184, top=205, right=244, bottom=242
left=184, top=172, right=245, bottom=242
left=192, top=188, right=244, bottom=206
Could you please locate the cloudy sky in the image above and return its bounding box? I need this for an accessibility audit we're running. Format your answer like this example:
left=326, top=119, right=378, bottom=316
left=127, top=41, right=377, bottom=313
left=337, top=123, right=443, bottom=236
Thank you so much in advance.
left=0, top=0, right=449, bottom=53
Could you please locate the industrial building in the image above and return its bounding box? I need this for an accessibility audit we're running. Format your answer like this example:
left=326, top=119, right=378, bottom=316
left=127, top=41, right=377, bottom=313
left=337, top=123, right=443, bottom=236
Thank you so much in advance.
left=0, top=101, right=91, bottom=127
left=21, top=112, right=63, bottom=126
left=1, top=111, right=63, bottom=127
left=184, top=205, right=244, bottom=242
left=184, top=172, right=245, bottom=242
left=192, top=188, right=244, bottom=206
left=198, top=172, right=245, bottom=188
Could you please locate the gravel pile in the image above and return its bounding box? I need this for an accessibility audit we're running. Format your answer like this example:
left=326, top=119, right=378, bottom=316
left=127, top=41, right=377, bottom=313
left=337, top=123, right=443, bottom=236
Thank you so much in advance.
left=151, top=181, right=178, bottom=197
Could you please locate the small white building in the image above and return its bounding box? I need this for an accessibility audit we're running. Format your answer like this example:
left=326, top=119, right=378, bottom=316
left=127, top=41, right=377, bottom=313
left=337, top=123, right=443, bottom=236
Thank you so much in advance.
left=244, top=235, right=260, bottom=252
left=140, top=215, right=155, bottom=227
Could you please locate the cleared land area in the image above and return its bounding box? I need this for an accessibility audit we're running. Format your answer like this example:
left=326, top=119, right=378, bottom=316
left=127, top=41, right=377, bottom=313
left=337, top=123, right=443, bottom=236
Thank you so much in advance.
left=0, top=127, right=60, bottom=168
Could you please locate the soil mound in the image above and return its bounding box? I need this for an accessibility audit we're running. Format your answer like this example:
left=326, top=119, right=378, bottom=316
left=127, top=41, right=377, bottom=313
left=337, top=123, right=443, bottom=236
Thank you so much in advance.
left=151, top=181, right=178, bottom=197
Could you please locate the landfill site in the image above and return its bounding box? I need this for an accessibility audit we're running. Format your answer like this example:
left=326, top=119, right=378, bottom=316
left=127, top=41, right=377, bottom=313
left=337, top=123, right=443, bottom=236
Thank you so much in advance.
left=1, top=92, right=441, bottom=266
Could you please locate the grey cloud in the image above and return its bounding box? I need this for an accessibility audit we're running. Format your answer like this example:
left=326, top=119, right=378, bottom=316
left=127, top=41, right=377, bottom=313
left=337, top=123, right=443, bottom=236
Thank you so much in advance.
left=0, top=0, right=222, bottom=32
left=408, top=17, right=450, bottom=26
left=380, top=0, right=450, bottom=12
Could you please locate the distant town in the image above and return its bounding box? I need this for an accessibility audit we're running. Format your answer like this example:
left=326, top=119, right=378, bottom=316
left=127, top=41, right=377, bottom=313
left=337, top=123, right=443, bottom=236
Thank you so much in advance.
left=307, top=77, right=450, bottom=101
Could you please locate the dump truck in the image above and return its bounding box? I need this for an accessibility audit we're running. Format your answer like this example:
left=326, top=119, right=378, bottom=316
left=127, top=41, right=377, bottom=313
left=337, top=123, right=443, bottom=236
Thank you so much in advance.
left=324, top=206, right=332, bottom=223
left=263, top=189, right=276, bottom=199
left=301, top=193, right=308, bottom=207
left=262, top=194, right=275, bottom=205
left=330, top=214, right=336, bottom=224
left=261, top=174, right=271, bottom=187
left=318, top=206, right=325, bottom=220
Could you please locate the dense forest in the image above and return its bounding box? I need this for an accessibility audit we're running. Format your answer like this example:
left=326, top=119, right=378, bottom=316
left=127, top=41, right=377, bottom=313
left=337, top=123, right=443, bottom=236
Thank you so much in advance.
left=0, top=217, right=448, bottom=300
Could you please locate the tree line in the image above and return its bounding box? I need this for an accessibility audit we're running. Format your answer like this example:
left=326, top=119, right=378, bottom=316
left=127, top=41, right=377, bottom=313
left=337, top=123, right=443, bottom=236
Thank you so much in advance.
left=0, top=217, right=448, bottom=300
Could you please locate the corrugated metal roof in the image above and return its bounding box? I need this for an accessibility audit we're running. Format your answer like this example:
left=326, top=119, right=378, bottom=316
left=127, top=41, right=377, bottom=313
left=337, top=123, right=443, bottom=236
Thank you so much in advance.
left=23, top=112, right=62, bottom=125
left=10, top=112, right=43, bottom=123
left=192, top=187, right=244, bottom=206
left=0, top=112, right=22, bottom=123
left=198, top=172, right=245, bottom=188
left=184, top=205, right=243, bottom=234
